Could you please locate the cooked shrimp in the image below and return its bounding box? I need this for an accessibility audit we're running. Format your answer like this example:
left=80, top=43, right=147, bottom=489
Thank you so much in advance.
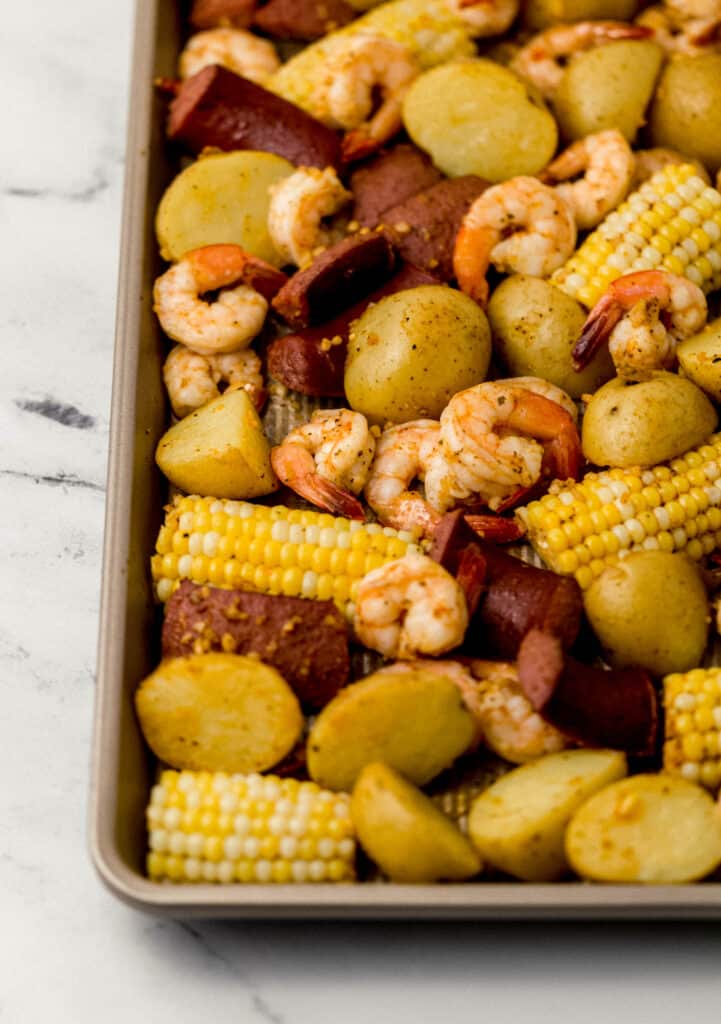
left=511, top=21, right=652, bottom=99
left=364, top=421, right=464, bottom=537
left=453, top=177, right=576, bottom=306
left=631, top=148, right=710, bottom=190
left=448, top=0, right=519, bottom=37
left=267, top=167, right=351, bottom=269
left=162, top=345, right=264, bottom=418
left=539, top=130, right=634, bottom=230
left=637, top=4, right=721, bottom=54
left=439, top=378, right=582, bottom=511
left=353, top=553, right=468, bottom=659
left=153, top=245, right=275, bottom=355
left=270, top=409, right=375, bottom=519
left=314, top=33, right=419, bottom=162
left=573, top=270, right=708, bottom=378
left=178, top=28, right=280, bottom=84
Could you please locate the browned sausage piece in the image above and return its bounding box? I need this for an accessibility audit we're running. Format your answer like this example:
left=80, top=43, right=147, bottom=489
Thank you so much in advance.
left=254, top=0, right=355, bottom=40
left=162, top=581, right=349, bottom=709
left=191, top=0, right=257, bottom=28
left=350, top=145, right=443, bottom=228
left=518, top=630, right=659, bottom=757
left=382, top=175, right=488, bottom=280
left=168, top=65, right=341, bottom=170
left=267, top=262, right=439, bottom=395
left=271, top=232, right=396, bottom=329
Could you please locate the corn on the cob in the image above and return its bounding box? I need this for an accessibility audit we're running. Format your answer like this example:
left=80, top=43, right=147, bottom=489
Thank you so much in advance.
left=553, top=163, right=721, bottom=309
left=151, top=494, right=421, bottom=617
left=146, top=770, right=356, bottom=883
left=517, top=434, right=721, bottom=590
left=663, top=669, right=721, bottom=792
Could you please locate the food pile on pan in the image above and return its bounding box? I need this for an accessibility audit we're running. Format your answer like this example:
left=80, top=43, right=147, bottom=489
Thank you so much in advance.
left=140, top=0, right=721, bottom=887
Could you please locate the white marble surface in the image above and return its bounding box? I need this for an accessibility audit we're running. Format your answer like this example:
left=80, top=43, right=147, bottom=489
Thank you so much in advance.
left=3, top=2, right=721, bottom=1020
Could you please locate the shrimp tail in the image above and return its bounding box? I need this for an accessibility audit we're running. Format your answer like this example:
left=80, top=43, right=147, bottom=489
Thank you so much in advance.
left=237, top=256, right=289, bottom=301
left=572, top=293, right=625, bottom=369
left=544, top=430, right=583, bottom=483
left=464, top=514, right=525, bottom=544
left=341, top=129, right=380, bottom=165
left=295, top=475, right=367, bottom=520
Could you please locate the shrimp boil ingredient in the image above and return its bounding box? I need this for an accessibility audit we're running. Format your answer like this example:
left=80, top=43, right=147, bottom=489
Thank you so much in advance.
left=540, top=130, right=634, bottom=231
left=448, top=0, right=520, bottom=36
left=162, top=345, right=264, bottom=418
left=178, top=28, right=280, bottom=84
left=267, top=167, right=352, bottom=269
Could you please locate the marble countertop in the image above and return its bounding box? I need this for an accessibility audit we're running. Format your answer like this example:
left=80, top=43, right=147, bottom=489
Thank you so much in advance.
left=3, top=1, right=721, bottom=1020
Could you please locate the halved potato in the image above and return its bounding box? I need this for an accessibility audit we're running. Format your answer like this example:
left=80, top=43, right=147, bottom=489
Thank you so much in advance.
left=677, top=318, right=721, bottom=402
left=307, top=666, right=476, bottom=792
left=155, top=389, right=277, bottom=499
left=566, top=774, right=721, bottom=883
left=351, top=763, right=482, bottom=882
left=468, top=749, right=627, bottom=881
left=135, top=653, right=303, bottom=773
left=156, top=150, right=294, bottom=266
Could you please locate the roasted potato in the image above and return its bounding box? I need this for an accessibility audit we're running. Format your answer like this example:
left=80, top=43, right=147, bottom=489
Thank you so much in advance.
left=488, top=276, right=614, bottom=398
left=523, top=0, right=639, bottom=30
left=155, top=389, right=277, bottom=499
left=351, top=763, right=482, bottom=883
left=581, top=372, right=718, bottom=468
left=583, top=552, right=710, bottom=677
left=402, top=60, right=558, bottom=181
left=344, top=285, right=491, bottom=425
left=566, top=775, right=721, bottom=883
left=553, top=40, right=664, bottom=143
left=650, top=55, right=721, bottom=174
left=467, top=750, right=627, bottom=881
left=135, top=653, right=303, bottom=773
left=677, top=318, right=721, bottom=402
left=156, top=150, right=294, bottom=265
left=307, top=665, right=476, bottom=792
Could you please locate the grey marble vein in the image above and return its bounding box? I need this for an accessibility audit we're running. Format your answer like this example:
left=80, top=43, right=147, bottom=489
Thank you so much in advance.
left=15, top=397, right=97, bottom=430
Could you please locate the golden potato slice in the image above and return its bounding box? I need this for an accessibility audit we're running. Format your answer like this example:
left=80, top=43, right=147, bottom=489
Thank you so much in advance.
left=351, top=763, right=482, bottom=883
left=468, top=750, right=627, bottom=881
left=677, top=318, right=721, bottom=403
left=307, top=666, right=476, bottom=792
left=155, top=389, right=277, bottom=499
left=135, top=653, right=303, bottom=773
left=156, top=150, right=294, bottom=266
left=566, top=775, right=721, bottom=884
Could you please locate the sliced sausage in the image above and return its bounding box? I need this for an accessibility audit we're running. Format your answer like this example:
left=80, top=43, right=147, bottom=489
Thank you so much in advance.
left=190, top=0, right=257, bottom=28
left=254, top=0, right=355, bottom=40
left=350, top=144, right=443, bottom=228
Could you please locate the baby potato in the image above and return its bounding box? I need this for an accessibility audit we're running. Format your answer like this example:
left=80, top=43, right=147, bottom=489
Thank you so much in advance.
left=523, top=0, right=638, bottom=30
left=307, top=666, right=476, bottom=792
left=351, top=763, right=482, bottom=883
left=553, top=40, right=664, bottom=143
left=583, top=552, right=710, bottom=676
left=135, top=653, right=303, bottom=773
left=650, top=55, right=721, bottom=174
left=155, top=389, right=277, bottom=499
left=402, top=60, right=557, bottom=181
left=488, top=276, right=614, bottom=398
left=581, top=372, right=718, bottom=468
left=468, top=750, right=627, bottom=881
left=566, top=775, right=721, bottom=883
left=677, top=318, right=721, bottom=402
left=344, top=285, right=491, bottom=425
left=156, top=150, right=294, bottom=266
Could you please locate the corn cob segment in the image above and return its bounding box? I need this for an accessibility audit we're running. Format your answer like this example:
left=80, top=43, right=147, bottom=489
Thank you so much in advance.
left=146, top=770, right=356, bottom=883
left=663, top=669, right=721, bottom=792
left=553, top=164, right=721, bottom=309
left=151, top=494, right=421, bottom=617
left=517, top=434, right=721, bottom=590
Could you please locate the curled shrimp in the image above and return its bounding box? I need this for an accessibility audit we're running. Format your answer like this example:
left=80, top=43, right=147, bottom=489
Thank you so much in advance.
left=439, top=378, right=582, bottom=511
left=162, top=345, right=264, bottom=418
left=511, top=20, right=652, bottom=99
left=448, top=0, right=519, bottom=37
left=364, top=421, right=462, bottom=537
left=353, top=553, right=468, bottom=659
left=539, top=130, right=634, bottom=230
left=573, top=270, right=708, bottom=378
left=270, top=409, right=375, bottom=519
left=178, top=28, right=280, bottom=84
left=153, top=244, right=285, bottom=355
left=267, top=167, right=351, bottom=269
left=637, top=4, right=721, bottom=55
left=631, top=148, right=710, bottom=190
left=453, top=177, right=576, bottom=306
left=314, top=33, right=420, bottom=162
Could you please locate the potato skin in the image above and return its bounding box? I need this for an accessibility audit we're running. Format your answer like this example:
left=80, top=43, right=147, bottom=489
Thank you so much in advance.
left=553, top=40, right=664, bottom=143
left=488, top=276, right=614, bottom=398
left=523, top=0, right=638, bottom=30
left=344, top=285, right=491, bottom=425
left=351, top=763, right=482, bottom=883
left=402, top=60, right=557, bottom=182
left=650, top=55, right=721, bottom=173
left=583, top=552, right=709, bottom=676
left=566, top=775, right=721, bottom=883
left=677, top=319, right=721, bottom=401
left=581, top=372, right=718, bottom=468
